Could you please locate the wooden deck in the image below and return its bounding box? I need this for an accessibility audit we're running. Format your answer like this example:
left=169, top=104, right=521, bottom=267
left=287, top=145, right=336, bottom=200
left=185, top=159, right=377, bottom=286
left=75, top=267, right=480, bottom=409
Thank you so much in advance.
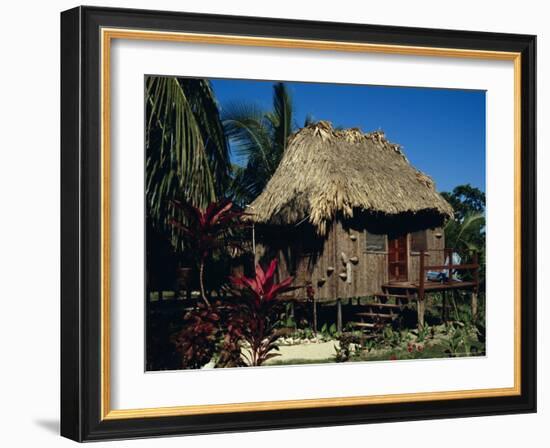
left=380, top=249, right=481, bottom=327
left=379, top=279, right=480, bottom=329
left=383, top=280, right=478, bottom=293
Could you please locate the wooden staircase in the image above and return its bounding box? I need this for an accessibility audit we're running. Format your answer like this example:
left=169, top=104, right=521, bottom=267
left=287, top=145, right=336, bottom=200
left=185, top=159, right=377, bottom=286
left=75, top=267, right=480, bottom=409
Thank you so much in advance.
left=350, top=292, right=412, bottom=334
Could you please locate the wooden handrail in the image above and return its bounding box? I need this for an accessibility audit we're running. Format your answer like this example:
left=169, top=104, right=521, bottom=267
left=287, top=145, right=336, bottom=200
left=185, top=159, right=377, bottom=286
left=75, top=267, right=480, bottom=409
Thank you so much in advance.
left=417, top=249, right=480, bottom=302
left=423, top=263, right=480, bottom=271
left=422, top=248, right=479, bottom=253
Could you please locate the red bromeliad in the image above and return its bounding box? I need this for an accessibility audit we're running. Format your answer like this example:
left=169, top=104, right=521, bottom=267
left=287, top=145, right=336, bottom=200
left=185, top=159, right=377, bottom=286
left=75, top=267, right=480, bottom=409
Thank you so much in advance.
left=228, top=259, right=297, bottom=366
left=229, top=259, right=294, bottom=305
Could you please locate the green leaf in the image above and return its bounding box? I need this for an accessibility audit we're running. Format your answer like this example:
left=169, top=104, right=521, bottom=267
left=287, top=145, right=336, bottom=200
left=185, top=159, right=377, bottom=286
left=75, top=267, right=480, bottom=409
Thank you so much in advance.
left=145, top=76, right=230, bottom=234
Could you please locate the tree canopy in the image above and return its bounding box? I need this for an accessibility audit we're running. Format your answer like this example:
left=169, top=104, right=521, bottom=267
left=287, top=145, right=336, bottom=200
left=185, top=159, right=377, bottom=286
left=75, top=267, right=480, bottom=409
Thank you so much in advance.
left=441, top=184, right=485, bottom=222
left=442, top=184, right=486, bottom=269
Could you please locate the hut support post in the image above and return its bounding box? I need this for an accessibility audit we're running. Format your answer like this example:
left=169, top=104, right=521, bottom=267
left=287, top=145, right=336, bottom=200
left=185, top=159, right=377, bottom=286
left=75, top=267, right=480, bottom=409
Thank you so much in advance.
left=417, top=296, right=425, bottom=328
left=336, top=299, right=343, bottom=333
left=417, top=250, right=426, bottom=328
left=313, top=299, right=318, bottom=334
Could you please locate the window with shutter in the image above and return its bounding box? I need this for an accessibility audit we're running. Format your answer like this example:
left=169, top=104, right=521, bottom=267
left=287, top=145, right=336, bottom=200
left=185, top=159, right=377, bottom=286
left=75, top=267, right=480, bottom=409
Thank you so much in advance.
left=411, top=230, right=428, bottom=252
left=365, top=231, right=386, bottom=252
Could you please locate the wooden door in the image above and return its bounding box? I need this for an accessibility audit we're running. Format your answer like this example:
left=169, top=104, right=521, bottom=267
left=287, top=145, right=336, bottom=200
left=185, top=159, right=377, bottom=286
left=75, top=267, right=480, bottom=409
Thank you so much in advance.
left=388, top=234, right=408, bottom=282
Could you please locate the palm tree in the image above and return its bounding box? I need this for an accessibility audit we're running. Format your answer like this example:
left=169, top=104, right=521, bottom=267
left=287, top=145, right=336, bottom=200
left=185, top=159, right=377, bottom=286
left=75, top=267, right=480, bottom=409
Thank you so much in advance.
left=145, top=76, right=231, bottom=227
left=444, top=212, right=486, bottom=285
left=222, top=82, right=298, bottom=205
left=444, top=212, right=485, bottom=254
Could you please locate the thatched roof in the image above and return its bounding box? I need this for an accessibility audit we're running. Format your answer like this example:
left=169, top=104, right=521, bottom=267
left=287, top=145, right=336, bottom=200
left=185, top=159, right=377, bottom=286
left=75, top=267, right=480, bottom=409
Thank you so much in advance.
left=247, top=121, right=453, bottom=235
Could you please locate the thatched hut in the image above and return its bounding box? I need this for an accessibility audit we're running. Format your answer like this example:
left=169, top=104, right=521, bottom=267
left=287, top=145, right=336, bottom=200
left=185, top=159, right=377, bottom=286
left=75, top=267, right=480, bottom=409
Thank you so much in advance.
left=247, top=121, right=453, bottom=301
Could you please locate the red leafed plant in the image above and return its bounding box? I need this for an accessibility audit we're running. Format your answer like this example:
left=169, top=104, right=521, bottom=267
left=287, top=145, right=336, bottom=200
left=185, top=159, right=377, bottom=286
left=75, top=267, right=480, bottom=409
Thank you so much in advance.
left=229, top=259, right=297, bottom=366
left=171, top=300, right=246, bottom=370
left=172, top=259, right=297, bottom=369
left=229, top=259, right=295, bottom=305
left=169, top=199, right=244, bottom=306
left=171, top=302, right=221, bottom=369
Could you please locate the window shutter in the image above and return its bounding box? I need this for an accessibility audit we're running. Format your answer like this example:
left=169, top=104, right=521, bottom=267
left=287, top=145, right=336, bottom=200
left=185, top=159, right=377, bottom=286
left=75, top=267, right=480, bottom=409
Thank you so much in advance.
left=365, top=231, right=386, bottom=252
left=411, top=230, right=427, bottom=252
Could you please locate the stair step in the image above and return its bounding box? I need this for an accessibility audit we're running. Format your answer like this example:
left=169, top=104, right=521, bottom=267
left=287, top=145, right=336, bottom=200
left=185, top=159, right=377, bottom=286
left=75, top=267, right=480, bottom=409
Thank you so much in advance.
left=363, top=302, right=403, bottom=309
left=350, top=322, right=376, bottom=328
left=356, top=312, right=396, bottom=320
left=374, top=292, right=410, bottom=299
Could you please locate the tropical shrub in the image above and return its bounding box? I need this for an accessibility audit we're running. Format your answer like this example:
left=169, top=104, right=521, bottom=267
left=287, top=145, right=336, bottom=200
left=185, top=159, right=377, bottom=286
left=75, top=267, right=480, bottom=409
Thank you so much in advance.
left=335, top=333, right=361, bottom=363
left=172, top=258, right=298, bottom=368
left=169, top=198, right=244, bottom=305
left=441, top=184, right=486, bottom=286
left=171, top=302, right=221, bottom=369
left=444, top=323, right=478, bottom=357
left=415, top=323, right=433, bottom=343
left=382, top=325, right=403, bottom=348
left=278, top=302, right=298, bottom=329
left=215, top=318, right=247, bottom=368
left=229, top=259, right=297, bottom=366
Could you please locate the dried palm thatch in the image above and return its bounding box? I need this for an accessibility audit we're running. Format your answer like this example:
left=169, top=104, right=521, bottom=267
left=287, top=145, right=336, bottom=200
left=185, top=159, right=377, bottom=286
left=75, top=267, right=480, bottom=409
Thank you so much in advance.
left=246, top=121, right=453, bottom=235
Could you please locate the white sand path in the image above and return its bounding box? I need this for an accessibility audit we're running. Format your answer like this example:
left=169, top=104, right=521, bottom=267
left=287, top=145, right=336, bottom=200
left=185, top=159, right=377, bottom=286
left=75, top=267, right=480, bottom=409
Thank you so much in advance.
left=264, top=341, right=339, bottom=365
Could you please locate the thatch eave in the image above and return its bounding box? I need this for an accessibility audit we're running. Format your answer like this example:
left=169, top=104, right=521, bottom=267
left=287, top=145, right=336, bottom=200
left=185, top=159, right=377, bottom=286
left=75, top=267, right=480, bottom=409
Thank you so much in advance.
left=246, top=121, right=454, bottom=235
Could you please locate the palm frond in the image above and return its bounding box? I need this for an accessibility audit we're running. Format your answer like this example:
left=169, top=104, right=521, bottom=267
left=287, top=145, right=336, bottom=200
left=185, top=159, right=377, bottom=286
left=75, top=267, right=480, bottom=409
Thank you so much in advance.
left=145, top=76, right=230, bottom=225
left=270, top=82, right=294, bottom=153
left=222, top=102, right=273, bottom=168
left=181, top=79, right=231, bottom=195
left=444, top=211, right=485, bottom=254
left=456, top=212, right=485, bottom=243
left=223, top=83, right=298, bottom=205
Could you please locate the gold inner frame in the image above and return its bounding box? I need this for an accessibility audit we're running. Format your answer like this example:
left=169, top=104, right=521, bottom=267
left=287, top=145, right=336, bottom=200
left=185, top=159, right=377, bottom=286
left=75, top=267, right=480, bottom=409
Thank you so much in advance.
left=100, top=27, right=522, bottom=421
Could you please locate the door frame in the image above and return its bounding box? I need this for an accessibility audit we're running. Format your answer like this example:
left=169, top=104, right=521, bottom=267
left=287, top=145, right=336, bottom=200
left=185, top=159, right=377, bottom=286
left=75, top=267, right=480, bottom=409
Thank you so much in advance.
left=387, top=233, right=410, bottom=282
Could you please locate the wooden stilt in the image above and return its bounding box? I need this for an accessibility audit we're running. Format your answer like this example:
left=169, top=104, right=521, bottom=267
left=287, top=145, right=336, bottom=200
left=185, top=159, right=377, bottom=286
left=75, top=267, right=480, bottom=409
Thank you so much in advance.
left=471, top=291, right=478, bottom=321
left=336, top=299, right=343, bottom=333
left=313, top=299, right=318, bottom=334
left=417, top=294, right=425, bottom=328
left=417, top=250, right=426, bottom=329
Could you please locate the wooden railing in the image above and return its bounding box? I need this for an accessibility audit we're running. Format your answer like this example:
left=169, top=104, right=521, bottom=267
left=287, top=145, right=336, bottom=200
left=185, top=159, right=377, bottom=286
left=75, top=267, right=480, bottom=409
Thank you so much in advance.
left=418, top=249, right=479, bottom=300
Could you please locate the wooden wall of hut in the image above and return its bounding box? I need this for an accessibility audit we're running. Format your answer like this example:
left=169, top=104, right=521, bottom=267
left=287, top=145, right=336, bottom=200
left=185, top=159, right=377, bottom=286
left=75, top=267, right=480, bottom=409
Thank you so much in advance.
left=256, top=223, right=445, bottom=302
left=409, top=228, right=445, bottom=283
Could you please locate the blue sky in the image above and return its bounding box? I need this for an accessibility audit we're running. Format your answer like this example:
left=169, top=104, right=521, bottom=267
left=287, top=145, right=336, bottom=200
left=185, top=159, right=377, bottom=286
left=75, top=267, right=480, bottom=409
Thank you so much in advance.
left=211, top=79, right=486, bottom=193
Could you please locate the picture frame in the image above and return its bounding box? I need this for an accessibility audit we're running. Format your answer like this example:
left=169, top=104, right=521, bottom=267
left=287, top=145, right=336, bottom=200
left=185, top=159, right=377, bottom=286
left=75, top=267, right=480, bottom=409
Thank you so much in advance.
left=60, top=6, right=536, bottom=442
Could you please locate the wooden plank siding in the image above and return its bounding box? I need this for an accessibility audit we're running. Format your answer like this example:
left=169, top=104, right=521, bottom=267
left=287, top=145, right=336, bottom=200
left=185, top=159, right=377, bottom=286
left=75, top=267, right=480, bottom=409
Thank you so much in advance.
left=258, top=223, right=445, bottom=303
left=409, top=228, right=445, bottom=283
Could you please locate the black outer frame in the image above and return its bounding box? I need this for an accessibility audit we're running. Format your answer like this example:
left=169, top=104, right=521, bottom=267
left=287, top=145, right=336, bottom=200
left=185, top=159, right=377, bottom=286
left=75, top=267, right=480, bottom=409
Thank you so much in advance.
left=60, top=6, right=537, bottom=442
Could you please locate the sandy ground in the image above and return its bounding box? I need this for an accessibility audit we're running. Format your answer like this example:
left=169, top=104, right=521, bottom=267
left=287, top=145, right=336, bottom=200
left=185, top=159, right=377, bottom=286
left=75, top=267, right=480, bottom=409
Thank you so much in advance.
left=202, top=341, right=340, bottom=369
left=264, top=341, right=339, bottom=365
